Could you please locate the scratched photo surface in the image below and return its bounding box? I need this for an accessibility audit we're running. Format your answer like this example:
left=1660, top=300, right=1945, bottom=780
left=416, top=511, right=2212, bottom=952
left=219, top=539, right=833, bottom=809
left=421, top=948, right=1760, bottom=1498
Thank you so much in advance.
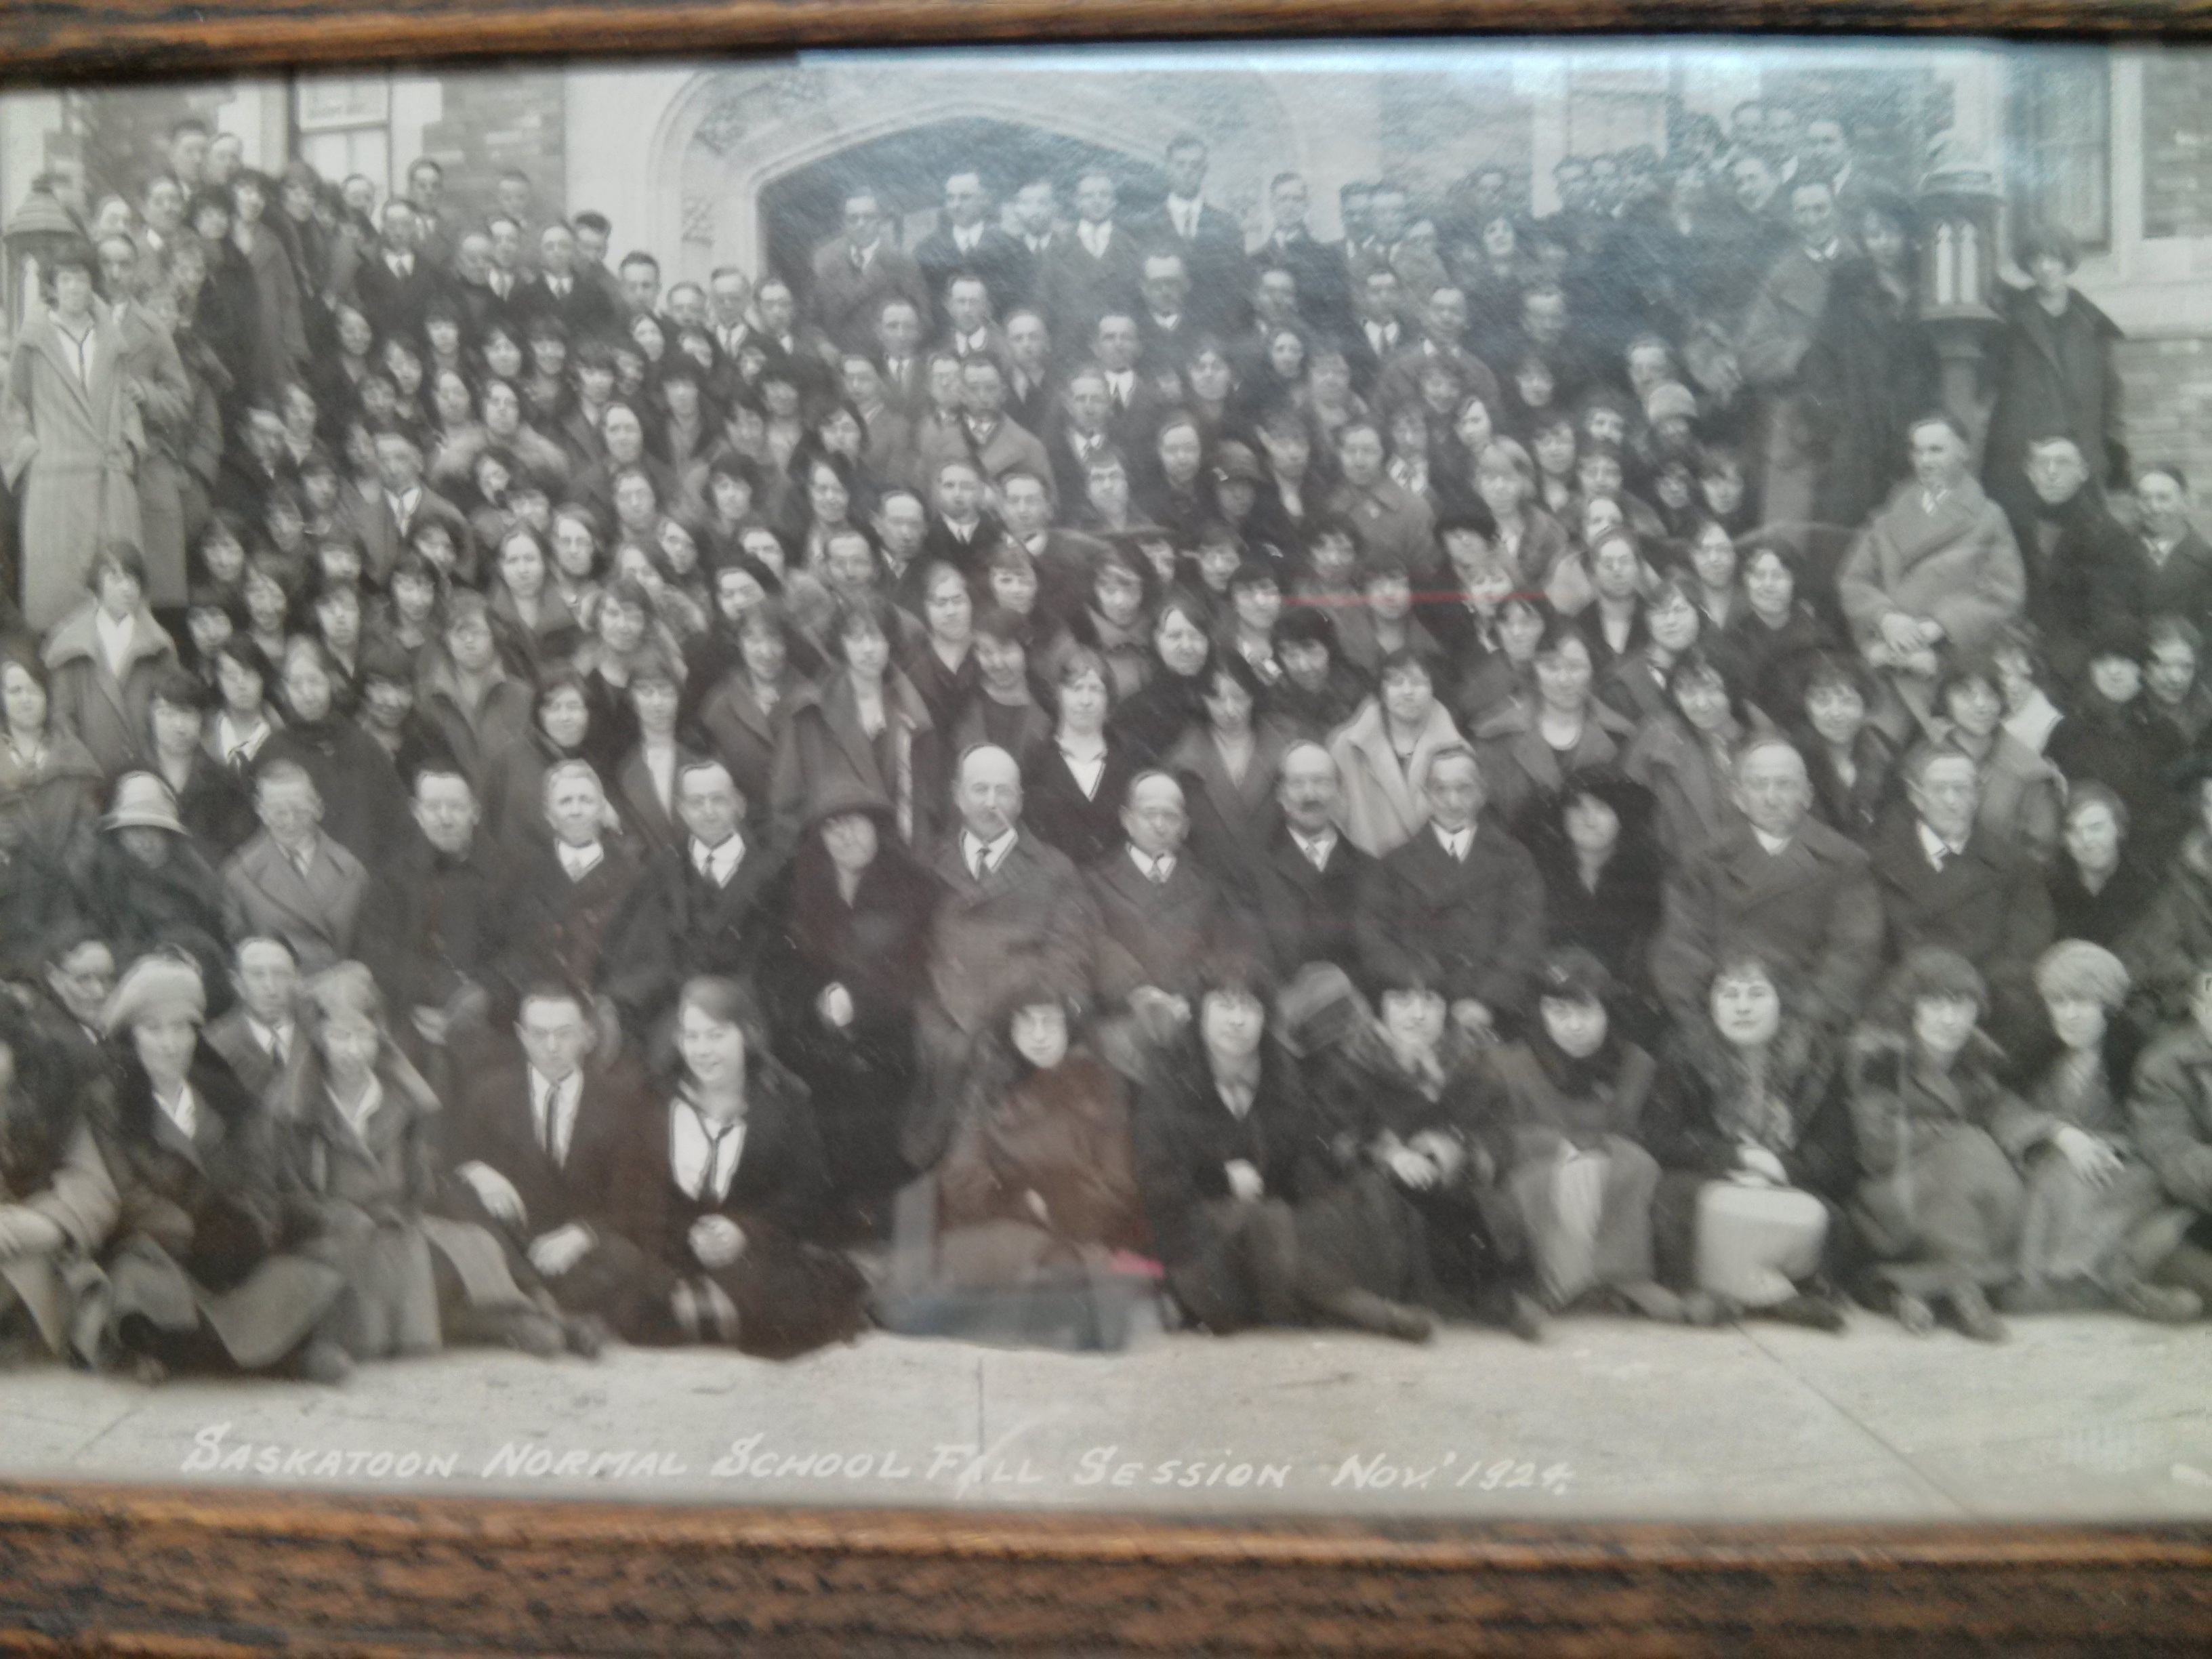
left=1, top=38, right=2211, bottom=1523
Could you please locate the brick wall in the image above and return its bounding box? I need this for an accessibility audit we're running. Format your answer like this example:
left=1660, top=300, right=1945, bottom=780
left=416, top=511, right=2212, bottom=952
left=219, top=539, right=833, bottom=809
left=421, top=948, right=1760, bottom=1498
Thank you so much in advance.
left=415, top=72, right=567, bottom=232
left=2115, top=333, right=2212, bottom=512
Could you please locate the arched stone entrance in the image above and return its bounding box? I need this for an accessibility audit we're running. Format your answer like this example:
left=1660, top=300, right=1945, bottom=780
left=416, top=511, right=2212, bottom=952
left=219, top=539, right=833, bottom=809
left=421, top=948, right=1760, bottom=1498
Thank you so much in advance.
left=632, top=56, right=1309, bottom=285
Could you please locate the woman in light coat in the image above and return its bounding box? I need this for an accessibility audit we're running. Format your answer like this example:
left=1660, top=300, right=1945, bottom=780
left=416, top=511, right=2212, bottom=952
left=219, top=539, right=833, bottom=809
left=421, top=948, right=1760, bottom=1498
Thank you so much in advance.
left=5, top=240, right=143, bottom=630
left=1328, top=649, right=1466, bottom=858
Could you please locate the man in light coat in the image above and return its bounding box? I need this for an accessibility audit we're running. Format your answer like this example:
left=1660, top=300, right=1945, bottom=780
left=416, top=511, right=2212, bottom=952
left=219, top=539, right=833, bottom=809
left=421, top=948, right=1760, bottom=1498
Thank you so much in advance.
left=1837, top=413, right=2026, bottom=739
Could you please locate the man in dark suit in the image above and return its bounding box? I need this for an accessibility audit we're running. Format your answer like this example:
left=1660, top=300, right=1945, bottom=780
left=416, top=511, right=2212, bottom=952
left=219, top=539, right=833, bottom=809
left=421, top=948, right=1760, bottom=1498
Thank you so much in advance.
left=1242, top=740, right=1374, bottom=979
left=920, top=455, right=1007, bottom=577
left=492, top=759, right=645, bottom=1019
left=1088, top=771, right=1243, bottom=1025
left=1252, top=170, right=1351, bottom=337
left=873, top=296, right=932, bottom=421
left=1000, top=308, right=1058, bottom=437
left=1356, top=745, right=1546, bottom=1040
left=351, top=197, right=447, bottom=346
left=934, top=274, right=1006, bottom=364
left=1092, top=312, right=1166, bottom=456
left=1000, top=468, right=1108, bottom=630
left=1652, top=736, right=1884, bottom=1031
left=443, top=983, right=653, bottom=1340
left=1345, top=265, right=1414, bottom=398
left=352, top=430, right=472, bottom=585
left=1005, top=178, right=1066, bottom=314
left=203, top=934, right=302, bottom=1101
left=1040, top=168, right=1143, bottom=359
left=515, top=220, right=622, bottom=347
left=1126, top=135, right=1252, bottom=338
left=2100, top=464, right=2212, bottom=641
left=810, top=185, right=931, bottom=356
left=1867, top=745, right=2055, bottom=1054
left=453, top=230, right=520, bottom=342
left=910, top=745, right=1100, bottom=1168
left=1045, top=365, right=1118, bottom=513
left=356, top=765, right=518, bottom=1051
left=2004, top=434, right=2139, bottom=685
left=601, top=759, right=790, bottom=1038
left=912, top=169, right=1031, bottom=334
left=1132, top=250, right=1199, bottom=376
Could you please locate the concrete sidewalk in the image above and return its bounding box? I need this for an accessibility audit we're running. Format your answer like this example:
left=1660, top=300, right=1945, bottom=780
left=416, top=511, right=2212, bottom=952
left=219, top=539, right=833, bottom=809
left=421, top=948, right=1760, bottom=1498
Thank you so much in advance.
left=5, top=1311, right=2210, bottom=1523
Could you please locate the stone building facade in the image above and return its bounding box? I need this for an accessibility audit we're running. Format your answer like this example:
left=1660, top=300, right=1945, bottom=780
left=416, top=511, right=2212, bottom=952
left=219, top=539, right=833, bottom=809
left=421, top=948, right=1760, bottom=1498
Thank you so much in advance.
left=5, top=43, right=2211, bottom=487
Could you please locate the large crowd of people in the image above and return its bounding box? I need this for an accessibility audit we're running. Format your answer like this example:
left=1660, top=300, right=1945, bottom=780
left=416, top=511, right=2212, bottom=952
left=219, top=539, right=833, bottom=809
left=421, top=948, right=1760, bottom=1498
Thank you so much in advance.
left=1, top=98, right=2212, bottom=1385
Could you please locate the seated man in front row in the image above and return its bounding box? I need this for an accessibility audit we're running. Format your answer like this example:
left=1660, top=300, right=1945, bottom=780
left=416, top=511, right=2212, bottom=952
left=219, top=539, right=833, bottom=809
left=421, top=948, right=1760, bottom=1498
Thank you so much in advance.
left=442, top=982, right=656, bottom=1345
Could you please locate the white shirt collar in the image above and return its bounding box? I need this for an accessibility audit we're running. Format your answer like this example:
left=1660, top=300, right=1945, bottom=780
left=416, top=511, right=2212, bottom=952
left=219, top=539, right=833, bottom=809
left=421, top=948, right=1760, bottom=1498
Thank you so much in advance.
left=1919, top=819, right=1966, bottom=866
left=1128, top=845, right=1176, bottom=882
left=558, top=840, right=606, bottom=880
left=532, top=1066, right=582, bottom=1166
left=962, top=825, right=1018, bottom=878
left=954, top=224, right=981, bottom=253
left=1291, top=825, right=1337, bottom=867
left=693, top=832, right=745, bottom=886
left=1751, top=825, right=1793, bottom=856
left=245, top=1014, right=293, bottom=1063
left=670, top=1097, right=745, bottom=1202
left=1433, top=821, right=1474, bottom=860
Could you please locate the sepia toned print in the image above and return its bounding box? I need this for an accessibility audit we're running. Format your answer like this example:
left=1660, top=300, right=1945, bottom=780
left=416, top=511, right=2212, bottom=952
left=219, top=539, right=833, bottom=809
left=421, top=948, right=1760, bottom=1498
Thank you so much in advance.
left=1, top=39, right=2211, bottom=1525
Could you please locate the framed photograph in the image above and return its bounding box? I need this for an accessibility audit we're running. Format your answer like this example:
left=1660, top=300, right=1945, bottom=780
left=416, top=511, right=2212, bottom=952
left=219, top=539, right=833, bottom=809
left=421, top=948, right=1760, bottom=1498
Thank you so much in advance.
left=3, top=4, right=2212, bottom=1650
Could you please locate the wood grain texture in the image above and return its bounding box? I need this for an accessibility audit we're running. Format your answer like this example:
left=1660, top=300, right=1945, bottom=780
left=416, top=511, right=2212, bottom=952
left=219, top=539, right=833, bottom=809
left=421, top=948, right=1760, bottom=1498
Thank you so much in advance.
left=1, top=1483, right=2210, bottom=1654
left=0, top=0, right=2209, bottom=81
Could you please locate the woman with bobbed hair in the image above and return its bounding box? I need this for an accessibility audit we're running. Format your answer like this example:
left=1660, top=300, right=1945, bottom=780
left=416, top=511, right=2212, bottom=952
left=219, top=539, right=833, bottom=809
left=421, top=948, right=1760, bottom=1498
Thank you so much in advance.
left=601, top=975, right=869, bottom=1355
left=1471, top=615, right=1635, bottom=839
left=1845, top=947, right=2027, bottom=1341
left=1023, top=647, right=1141, bottom=869
left=885, top=985, right=1153, bottom=1349
left=1646, top=953, right=1857, bottom=1330
left=770, top=594, right=941, bottom=852
left=1525, top=767, right=1668, bottom=1045
left=695, top=600, right=808, bottom=836
left=1109, top=589, right=1216, bottom=767
left=2001, top=941, right=2197, bottom=1321
left=87, top=954, right=348, bottom=1380
left=1927, top=650, right=2063, bottom=867
left=1622, top=646, right=1752, bottom=863
left=2047, top=783, right=2158, bottom=950
left=1982, top=222, right=2128, bottom=513
left=0, top=647, right=107, bottom=862
left=1488, top=947, right=1695, bottom=1323
left=1716, top=537, right=1835, bottom=722
left=1331, top=648, right=1468, bottom=857
left=0, top=990, right=117, bottom=1369
left=275, top=962, right=580, bottom=1363
left=1168, top=649, right=1297, bottom=882
left=1789, top=649, right=1900, bottom=846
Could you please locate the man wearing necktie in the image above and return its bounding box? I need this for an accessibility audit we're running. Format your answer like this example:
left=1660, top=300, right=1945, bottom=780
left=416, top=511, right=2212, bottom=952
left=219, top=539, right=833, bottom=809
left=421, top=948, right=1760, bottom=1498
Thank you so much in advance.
left=810, top=185, right=929, bottom=354
left=221, top=761, right=371, bottom=977
left=911, top=746, right=1099, bottom=1170
left=1041, top=167, right=1142, bottom=354
left=1130, top=134, right=1253, bottom=335
left=914, top=168, right=1027, bottom=333
left=204, top=934, right=302, bottom=1099
left=1088, top=771, right=1238, bottom=1048
left=1866, top=747, right=2053, bottom=1055
left=444, top=984, right=648, bottom=1351
left=353, top=197, right=442, bottom=345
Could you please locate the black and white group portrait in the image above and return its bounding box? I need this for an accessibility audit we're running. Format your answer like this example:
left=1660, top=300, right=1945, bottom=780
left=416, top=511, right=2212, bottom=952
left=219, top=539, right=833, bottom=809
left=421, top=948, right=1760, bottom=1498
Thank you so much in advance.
left=0, top=39, right=2209, bottom=1517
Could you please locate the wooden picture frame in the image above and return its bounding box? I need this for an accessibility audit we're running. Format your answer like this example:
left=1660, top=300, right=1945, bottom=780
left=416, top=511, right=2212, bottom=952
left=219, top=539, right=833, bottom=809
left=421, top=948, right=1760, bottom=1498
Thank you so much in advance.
left=3, top=5, right=2212, bottom=1651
